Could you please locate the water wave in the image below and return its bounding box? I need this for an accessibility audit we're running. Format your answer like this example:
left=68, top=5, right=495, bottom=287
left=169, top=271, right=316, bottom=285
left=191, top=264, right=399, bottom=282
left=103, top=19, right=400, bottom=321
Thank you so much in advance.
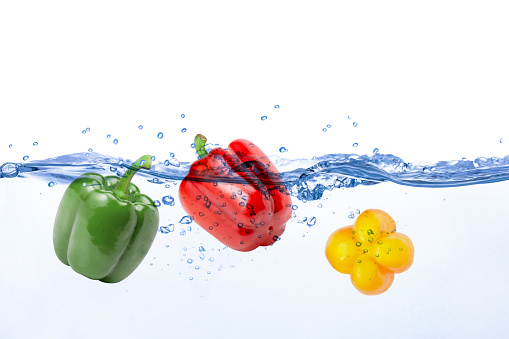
left=2, top=152, right=509, bottom=202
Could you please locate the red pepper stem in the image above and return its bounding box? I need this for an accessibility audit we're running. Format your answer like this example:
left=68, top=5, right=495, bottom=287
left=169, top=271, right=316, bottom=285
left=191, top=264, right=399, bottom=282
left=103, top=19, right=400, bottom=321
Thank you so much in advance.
left=114, top=155, right=152, bottom=200
left=194, top=134, right=208, bottom=159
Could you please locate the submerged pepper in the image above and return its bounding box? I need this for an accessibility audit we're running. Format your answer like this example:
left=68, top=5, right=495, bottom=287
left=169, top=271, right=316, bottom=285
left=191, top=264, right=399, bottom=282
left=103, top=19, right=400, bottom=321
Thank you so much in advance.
left=179, top=134, right=292, bottom=252
left=325, top=209, right=414, bottom=295
left=53, top=155, right=159, bottom=283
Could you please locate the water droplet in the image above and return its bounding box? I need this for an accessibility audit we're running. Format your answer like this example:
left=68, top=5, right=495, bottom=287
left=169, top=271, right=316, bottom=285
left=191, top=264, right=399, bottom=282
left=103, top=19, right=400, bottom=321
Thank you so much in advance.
left=209, top=257, right=215, bottom=262
left=179, top=216, right=193, bottom=224
left=22, top=155, right=29, bottom=161
left=307, top=216, right=317, bottom=227
left=377, top=240, right=383, bottom=245
left=181, top=114, right=185, bottom=118
left=279, top=147, right=288, bottom=153
left=138, top=125, right=143, bottom=130
left=347, top=116, right=351, bottom=119
left=358, top=259, right=362, bottom=263
left=140, top=160, right=145, bottom=166
left=153, top=200, right=161, bottom=207
left=322, top=128, right=327, bottom=132
left=187, top=258, right=194, bottom=264
left=88, top=148, right=93, bottom=152
left=373, top=148, right=379, bottom=154
left=33, top=142, right=38, bottom=146
left=274, top=104, right=280, bottom=108
left=85, top=153, right=89, bottom=157
left=164, top=160, right=170, bottom=166
left=190, top=143, right=195, bottom=148
left=151, top=156, right=156, bottom=161
left=356, top=241, right=362, bottom=247
left=318, top=204, right=322, bottom=208
left=352, top=142, right=358, bottom=147
left=181, top=128, right=187, bottom=133
left=86, top=127, right=90, bottom=132
left=48, top=181, right=56, bottom=187
left=162, top=195, right=174, bottom=205
left=159, top=226, right=172, bottom=234
left=107, top=134, right=111, bottom=138
left=113, top=139, right=118, bottom=145
left=157, top=132, right=163, bottom=139
left=292, top=205, right=298, bottom=210
left=82, top=130, right=86, bottom=134
left=170, top=152, right=175, bottom=157
left=353, top=122, right=358, bottom=127
left=327, top=124, right=331, bottom=128
left=261, top=116, right=267, bottom=121
left=500, top=138, right=504, bottom=143
left=167, top=158, right=180, bottom=167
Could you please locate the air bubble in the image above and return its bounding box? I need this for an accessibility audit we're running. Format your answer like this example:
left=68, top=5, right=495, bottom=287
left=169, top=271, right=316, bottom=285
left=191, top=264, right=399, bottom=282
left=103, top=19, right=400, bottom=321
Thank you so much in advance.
left=274, top=104, right=280, bottom=108
left=162, top=195, right=174, bottom=205
left=33, top=142, right=38, bottom=146
left=8, top=144, right=13, bottom=148
left=107, top=134, right=111, bottom=138
left=48, top=181, right=56, bottom=187
left=279, top=147, right=288, bottom=153
left=164, top=160, right=170, bottom=166
left=352, top=143, right=358, bottom=147
left=138, top=125, right=143, bottom=130
left=151, top=156, right=156, bottom=161
left=82, top=130, right=86, bottom=134
left=153, top=200, right=161, bottom=207
left=88, top=148, right=93, bottom=152
left=181, top=114, right=185, bottom=118
left=113, top=139, right=118, bottom=145
left=181, top=128, right=187, bottom=133
left=307, top=217, right=316, bottom=227
left=500, top=138, right=504, bottom=143
left=180, top=216, right=193, bottom=224
left=353, top=122, right=358, bottom=127
left=86, top=127, right=90, bottom=132
left=322, top=128, right=327, bottom=132
left=23, top=155, right=29, bottom=161
left=261, top=116, right=267, bottom=121
left=157, top=132, right=163, bottom=139
left=327, top=124, right=331, bottom=128
left=373, top=148, right=379, bottom=154
left=187, top=258, right=193, bottom=264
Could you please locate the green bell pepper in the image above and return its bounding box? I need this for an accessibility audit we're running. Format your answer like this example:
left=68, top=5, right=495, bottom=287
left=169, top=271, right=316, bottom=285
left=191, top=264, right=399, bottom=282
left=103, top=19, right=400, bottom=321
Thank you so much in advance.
left=53, top=155, right=159, bottom=283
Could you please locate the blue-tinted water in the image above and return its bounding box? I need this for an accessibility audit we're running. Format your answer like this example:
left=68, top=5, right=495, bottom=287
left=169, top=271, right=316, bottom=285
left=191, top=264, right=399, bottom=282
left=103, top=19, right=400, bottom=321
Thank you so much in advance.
left=3, top=150, right=509, bottom=202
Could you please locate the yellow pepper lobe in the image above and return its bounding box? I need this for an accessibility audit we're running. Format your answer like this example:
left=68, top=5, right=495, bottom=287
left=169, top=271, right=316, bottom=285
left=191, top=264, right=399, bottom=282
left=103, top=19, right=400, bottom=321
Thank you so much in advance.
left=354, top=209, right=396, bottom=243
left=325, top=226, right=360, bottom=274
left=350, top=255, right=394, bottom=295
left=373, top=232, right=414, bottom=273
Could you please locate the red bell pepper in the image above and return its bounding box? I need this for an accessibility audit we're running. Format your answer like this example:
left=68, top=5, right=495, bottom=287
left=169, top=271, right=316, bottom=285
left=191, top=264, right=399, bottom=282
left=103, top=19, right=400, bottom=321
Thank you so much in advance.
left=179, top=134, right=292, bottom=252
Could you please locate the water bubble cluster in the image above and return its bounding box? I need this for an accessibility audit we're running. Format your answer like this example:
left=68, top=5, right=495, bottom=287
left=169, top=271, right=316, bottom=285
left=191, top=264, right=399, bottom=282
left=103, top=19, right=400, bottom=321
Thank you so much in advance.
left=162, top=195, right=175, bottom=206
left=179, top=216, right=193, bottom=224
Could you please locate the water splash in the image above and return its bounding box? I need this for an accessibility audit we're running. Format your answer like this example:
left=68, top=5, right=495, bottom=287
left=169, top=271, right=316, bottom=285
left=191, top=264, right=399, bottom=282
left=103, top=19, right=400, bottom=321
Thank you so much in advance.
left=2, top=151, right=509, bottom=202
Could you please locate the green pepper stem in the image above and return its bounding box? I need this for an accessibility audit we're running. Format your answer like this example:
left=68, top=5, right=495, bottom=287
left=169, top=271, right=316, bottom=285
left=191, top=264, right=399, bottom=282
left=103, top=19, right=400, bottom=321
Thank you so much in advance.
left=194, top=134, right=208, bottom=159
left=114, top=155, right=152, bottom=200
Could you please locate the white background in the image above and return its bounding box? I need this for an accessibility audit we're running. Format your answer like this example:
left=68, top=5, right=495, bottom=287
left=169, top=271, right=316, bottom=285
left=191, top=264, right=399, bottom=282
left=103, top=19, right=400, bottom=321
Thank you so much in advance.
left=1, top=1, right=509, bottom=338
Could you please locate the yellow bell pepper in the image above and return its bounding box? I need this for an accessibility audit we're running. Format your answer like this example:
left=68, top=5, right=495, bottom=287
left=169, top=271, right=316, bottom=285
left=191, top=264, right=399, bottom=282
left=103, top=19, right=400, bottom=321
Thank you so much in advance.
left=325, top=209, right=414, bottom=295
